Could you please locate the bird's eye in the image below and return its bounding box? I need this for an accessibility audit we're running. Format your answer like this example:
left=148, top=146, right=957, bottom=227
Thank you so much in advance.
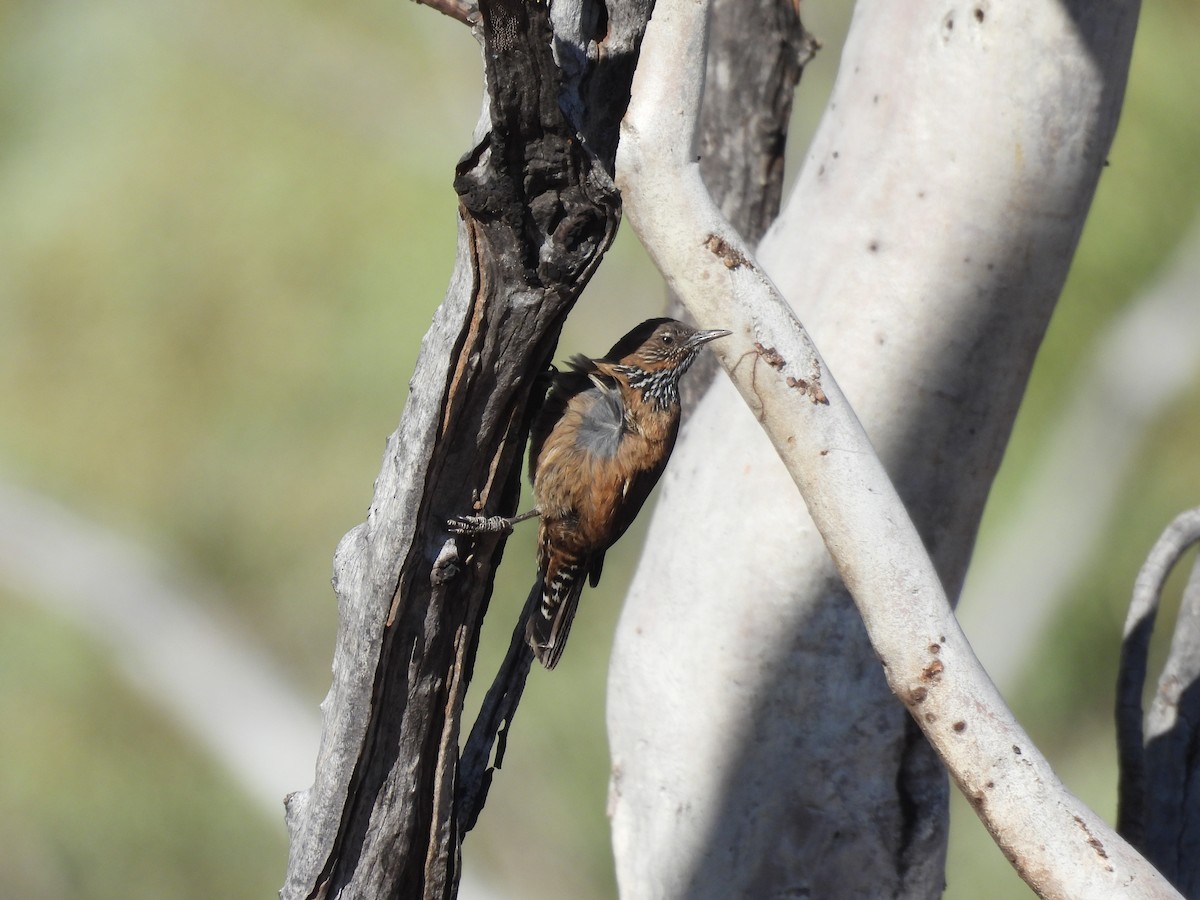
left=660, top=333, right=674, bottom=345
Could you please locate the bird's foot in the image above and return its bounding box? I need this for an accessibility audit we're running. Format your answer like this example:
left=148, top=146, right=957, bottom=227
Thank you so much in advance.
left=447, top=514, right=516, bottom=536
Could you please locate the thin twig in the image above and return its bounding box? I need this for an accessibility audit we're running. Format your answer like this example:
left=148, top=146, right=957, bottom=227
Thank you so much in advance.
left=456, top=586, right=538, bottom=832
left=412, top=0, right=480, bottom=27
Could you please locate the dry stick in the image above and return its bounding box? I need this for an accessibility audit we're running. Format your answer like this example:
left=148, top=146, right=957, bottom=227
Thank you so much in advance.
left=457, top=586, right=538, bottom=833
left=615, top=0, right=1179, bottom=897
left=1116, top=509, right=1200, bottom=851
left=412, top=0, right=480, bottom=27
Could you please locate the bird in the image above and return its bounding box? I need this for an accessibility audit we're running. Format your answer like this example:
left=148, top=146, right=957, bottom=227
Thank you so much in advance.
left=451, top=317, right=730, bottom=668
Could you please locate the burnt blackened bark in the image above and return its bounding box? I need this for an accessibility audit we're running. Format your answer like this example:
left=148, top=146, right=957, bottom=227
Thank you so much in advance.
left=281, top=2, right=652, bottom=898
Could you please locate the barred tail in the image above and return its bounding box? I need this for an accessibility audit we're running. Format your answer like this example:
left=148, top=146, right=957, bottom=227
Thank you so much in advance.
left=525, top=555, right=586, bottom=670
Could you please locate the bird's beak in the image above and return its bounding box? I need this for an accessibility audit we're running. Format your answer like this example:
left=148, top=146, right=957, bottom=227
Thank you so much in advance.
left=687, top=329, right=733, bottom=349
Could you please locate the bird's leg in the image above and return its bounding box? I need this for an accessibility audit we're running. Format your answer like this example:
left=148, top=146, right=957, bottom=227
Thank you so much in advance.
left=447, top=507, right=541, bottom=536
left=450, top=366, right=556, bottom=538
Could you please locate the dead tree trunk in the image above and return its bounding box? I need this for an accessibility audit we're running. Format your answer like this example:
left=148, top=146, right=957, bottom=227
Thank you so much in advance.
left=280, top=1, right=651, bottom=896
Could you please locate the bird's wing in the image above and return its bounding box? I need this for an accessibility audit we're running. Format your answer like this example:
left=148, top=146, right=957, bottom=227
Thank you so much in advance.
left=565, top=357, right=627, bottom=461
left=574, top=355, right=681, bottom=554
left=606, top=426, right=678, bottom=547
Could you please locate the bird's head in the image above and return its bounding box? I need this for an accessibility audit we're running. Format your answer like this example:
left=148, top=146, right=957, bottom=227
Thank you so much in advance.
left=607, top=318, right=731, bottom=376
left=605, top=318, right=731, bottom=410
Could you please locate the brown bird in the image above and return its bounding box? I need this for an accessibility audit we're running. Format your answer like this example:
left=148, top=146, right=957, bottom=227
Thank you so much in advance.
left=452, top=318, right=730, bottom=668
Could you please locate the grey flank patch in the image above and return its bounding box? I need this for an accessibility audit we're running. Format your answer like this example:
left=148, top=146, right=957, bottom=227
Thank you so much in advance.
left=574, top=378, right=625, bottom=459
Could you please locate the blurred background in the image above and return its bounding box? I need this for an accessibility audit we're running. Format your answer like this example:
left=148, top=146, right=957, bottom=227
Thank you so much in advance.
left=1, top=0, right=1198, bottom=897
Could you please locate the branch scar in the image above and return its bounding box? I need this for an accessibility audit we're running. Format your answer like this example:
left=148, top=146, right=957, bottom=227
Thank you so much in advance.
left=786, top=355, right=829, bottom=405
left=754, top=342, right=785, bottom=368
left=704, top=233, right=751, bottom=269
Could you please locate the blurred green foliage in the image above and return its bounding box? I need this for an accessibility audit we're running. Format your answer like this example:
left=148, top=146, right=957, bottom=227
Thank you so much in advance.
left=0, top=0, right=1197, bottom=897
left=0, top=592, right=283, bottom=898
left=947, top=3, right=1200, bottom=896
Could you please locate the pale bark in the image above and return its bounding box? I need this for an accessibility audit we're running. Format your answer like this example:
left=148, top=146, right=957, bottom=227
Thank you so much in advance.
left=610, top=1, right=1165, bottom=898
left=962, top=215, right=1200, bottom=690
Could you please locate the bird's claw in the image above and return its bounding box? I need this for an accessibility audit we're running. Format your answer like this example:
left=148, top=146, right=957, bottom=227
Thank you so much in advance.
left=447, top=514, right=515, bottom=536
